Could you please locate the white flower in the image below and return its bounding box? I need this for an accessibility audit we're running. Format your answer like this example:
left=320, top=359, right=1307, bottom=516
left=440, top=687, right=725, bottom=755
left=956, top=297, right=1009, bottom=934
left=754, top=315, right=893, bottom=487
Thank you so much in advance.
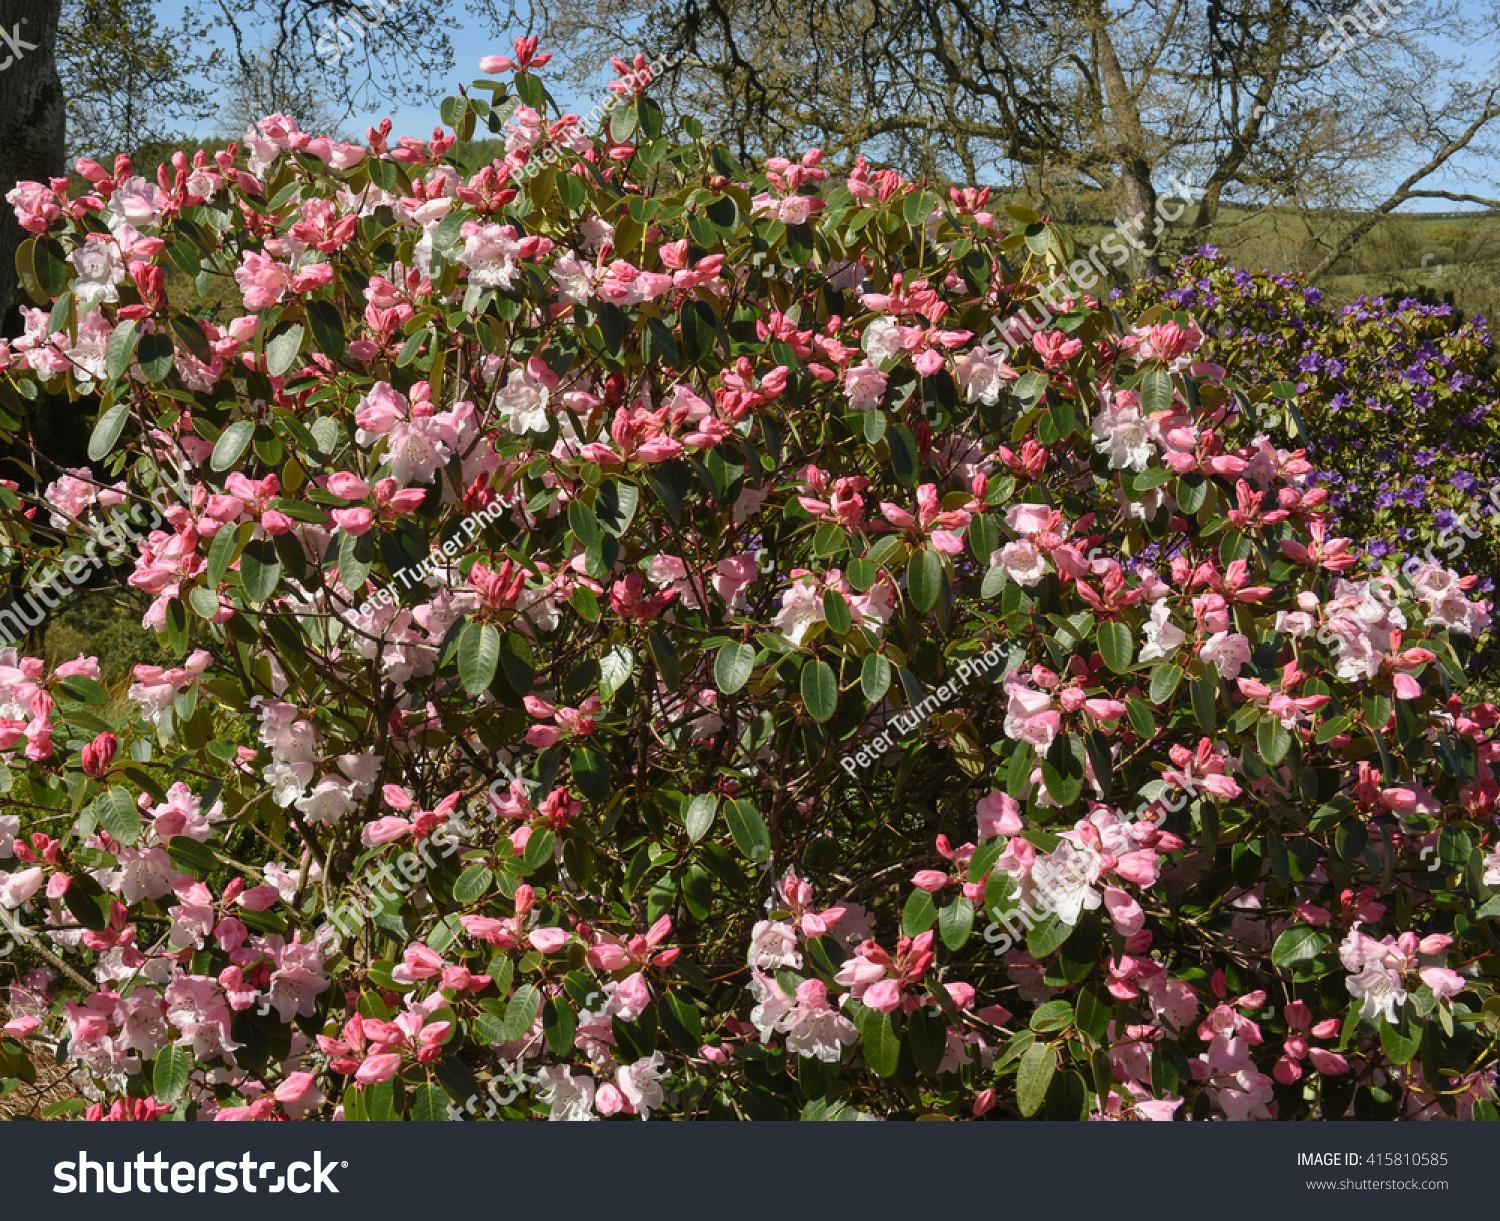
left=783, top=999, right=858, bottom=1063
left=771, top=577, right=825, bottom=645
left=747, top=920, right=802, bottom=969
left=538, top=1066, right=598, bottom=1121
left=615, top=1053, right=667, bottom=1118
left=843, top=361, right=887, bottom=411
left=1026, top=842, right=1102, bottom=926
left=460, top=222, right=521, bottom=289
left=0, top=814, right=18, bottom=859
left=1199, top=630, right=1251, bottom=680
left=495, top=365, right=552, bottom=435
left=993, top=539, right=1048, bottom=586
left=550, top=250, right=597, bottom=304
left=953, top=345, right=1015, bottom=406
left=385, top=418, right=454, bottom=485
left=861, top=316, right=905, bottom=365
left=294, top=777, right=359, bottom=825
left=265, top=759, right=316, bottom=807
left=748, top=971, right=796, bottom=1043
left=66, top=236, right=125, bottom=312
left=1346, top=965, right=1405, bottom=1025
left=1091, top=401, right=1155, bottom=471
left=0, top=865, right=44, bottom=909
left=1411, top=564, right=1492, bottom=636
left=1138, top=601, right=1185, bottom=662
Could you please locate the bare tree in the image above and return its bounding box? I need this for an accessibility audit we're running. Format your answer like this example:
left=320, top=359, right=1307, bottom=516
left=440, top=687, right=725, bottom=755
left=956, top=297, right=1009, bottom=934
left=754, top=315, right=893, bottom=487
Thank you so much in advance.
left=531, top=0, right=1500, bottom=276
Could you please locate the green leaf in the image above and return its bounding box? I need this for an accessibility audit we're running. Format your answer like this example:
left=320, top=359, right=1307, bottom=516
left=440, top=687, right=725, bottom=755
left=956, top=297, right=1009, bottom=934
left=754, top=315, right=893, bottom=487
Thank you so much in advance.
left=1191, top=670, right=1218, bottom=733
left=1041, top=734, right=1086, bottom=807
left=87, top=403, right=131, bottom=462
left=137, top=331, right=174, bottom=383
left=1075, top=987, right=1110, bottom=1041
left=598, top=645, right=634, bottom=701
left=938, top=897, right=974, bottom=951
left=458, top=621, right=501, bottom=695
left=1315, top=713, right=1352, bottom=744
left=1148, top=662, right=1183, bottom=705
left=105, top=319, right=139, bottom=379
left=888, top=425, right=919, bottom=486
left=210, top=420, right=255, bottom=472
left=1138, top=369, right=1173, bottom=413
left=854, top=1004, right=900, bottom=1077
left=305, top=299, right=346, bottom=359
left=907, top=548, right=942, bottom=613
left=167, top=835, right=219, bottom=875
left=1029, top=999, right=1074, bottom=1033
left=1258, top=716, right=1291, bottom=766
left=714, top=642, right=755, bottom=694
left=570, top=745, right=609, bottom=801
left=902, top=888, right=938, bottom=935
left=1125, top=696, right=1155, bottom=738
left=94, top=787, right=140, bottom=846
left=152, top=1045, right=190, bottom=1104
left=860, top=653, right=891, bottom=703
left=501, top=984, right=542, bottom=1042
left=409, top=1082, right=447, bottom=1122
left=822, top=589, right=853, bottom=634
left=452, top=865, right=494, bottom=904
left=1379, top=1021, right=1421, bottom=1065
left=682, top=794, right=718, bottom=843
left=544, top=997, right=578, bottom=1056
left=61, top=676, right=109, bottom=705
left=265, top=323, right=305, bottom=377
left=801, top=659, right=838, bottom=722
left=1016, top=1040, right=1057, bottom=1117
left=1098, top=620, right=1133, bottom=674
left=206, top=522, right=246, bottom=586
left=568, top=499, right=601, bottom=548
left=1271, top=925, right=1328, bottom=968
left=238, top=539, right=281, bottom=603
left=725, top=798, right=770, bottom=862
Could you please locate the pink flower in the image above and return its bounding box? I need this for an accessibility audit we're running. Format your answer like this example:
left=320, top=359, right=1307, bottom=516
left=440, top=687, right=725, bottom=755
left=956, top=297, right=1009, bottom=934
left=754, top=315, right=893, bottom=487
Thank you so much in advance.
left=479, top=35, right=552, bottom=74
left=976, top=790, right=1023, bottom=839
left=234, top=251, right=292, bottom=310
left=530, top=927, right=570, bottom=953
left=862, top=978, right=902, bottom=1012
left=354, top=1053, right=402, bottom=1085
left=80, top=731, right=117, bottom=778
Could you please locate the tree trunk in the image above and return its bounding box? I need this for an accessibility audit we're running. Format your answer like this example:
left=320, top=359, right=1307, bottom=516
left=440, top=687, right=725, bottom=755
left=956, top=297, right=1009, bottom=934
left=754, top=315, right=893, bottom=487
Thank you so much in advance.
left=1089, top=4, right=1161, bottom=277
left=0, top=0, right=66, bottom=330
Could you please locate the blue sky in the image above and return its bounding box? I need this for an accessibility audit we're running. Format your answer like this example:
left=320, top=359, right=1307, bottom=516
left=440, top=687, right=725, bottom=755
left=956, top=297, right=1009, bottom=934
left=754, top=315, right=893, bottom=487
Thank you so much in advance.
left=152, top=0, right=1497, bottom=210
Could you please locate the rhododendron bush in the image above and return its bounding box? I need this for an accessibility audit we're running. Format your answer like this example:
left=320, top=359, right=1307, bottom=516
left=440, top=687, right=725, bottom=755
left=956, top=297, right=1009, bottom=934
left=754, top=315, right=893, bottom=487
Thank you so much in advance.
left=2, top=48, right=1500, bottom=1123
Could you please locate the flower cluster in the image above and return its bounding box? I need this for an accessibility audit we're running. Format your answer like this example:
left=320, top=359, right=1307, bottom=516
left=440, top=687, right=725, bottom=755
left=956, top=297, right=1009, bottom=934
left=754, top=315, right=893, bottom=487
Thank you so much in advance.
left=0, top=42, right=1498, bottom=1123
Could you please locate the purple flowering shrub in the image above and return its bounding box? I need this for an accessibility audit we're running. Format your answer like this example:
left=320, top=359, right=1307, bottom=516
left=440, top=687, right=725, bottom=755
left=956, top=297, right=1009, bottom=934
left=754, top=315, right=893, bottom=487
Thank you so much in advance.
left=1127, top=252, right=1500, bottom=615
